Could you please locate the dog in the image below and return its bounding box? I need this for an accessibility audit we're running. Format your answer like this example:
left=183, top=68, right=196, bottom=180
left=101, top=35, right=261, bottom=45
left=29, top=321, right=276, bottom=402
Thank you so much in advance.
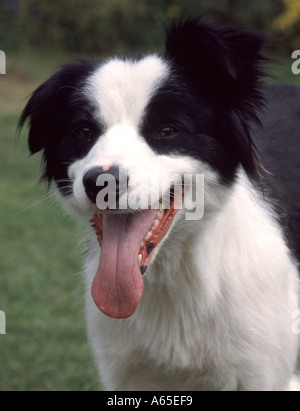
left=19, top=18, right=300, bottom=390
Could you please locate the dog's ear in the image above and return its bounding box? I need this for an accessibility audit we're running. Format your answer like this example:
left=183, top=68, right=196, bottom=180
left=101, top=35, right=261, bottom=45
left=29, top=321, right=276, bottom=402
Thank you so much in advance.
left=165, top=17, right=266, bottom=181
left=164, top=17, right=265, bottom=121
left=19, top=74, right=61, bottom=155
left=18, top=61, right=96, bottom=156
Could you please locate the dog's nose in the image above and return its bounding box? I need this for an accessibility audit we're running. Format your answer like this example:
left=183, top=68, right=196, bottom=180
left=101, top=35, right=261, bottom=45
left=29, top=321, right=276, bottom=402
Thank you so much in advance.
left=83, top=165, right=128, bottom=205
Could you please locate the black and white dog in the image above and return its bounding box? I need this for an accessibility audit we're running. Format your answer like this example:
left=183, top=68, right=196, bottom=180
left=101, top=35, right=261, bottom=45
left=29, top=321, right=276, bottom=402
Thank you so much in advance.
left=19, top=18, right=300, bottom=390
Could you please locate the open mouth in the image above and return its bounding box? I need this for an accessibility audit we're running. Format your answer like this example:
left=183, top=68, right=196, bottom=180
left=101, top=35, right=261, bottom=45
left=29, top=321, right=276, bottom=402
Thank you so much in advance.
left=91, top=202, right=178, bottom=274
left=90, top=190, right=182, bottom=319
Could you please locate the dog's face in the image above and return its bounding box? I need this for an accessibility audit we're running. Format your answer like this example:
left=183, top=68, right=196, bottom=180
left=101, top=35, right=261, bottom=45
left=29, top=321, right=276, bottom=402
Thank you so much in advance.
left=19, top=18, right=264, bottom=318
left=68, top=56, right=200, bottom=213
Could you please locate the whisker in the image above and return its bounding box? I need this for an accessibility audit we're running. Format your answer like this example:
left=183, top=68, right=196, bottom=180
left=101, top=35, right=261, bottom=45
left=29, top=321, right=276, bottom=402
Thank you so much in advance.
left=11, top=191, right=58, bottom=217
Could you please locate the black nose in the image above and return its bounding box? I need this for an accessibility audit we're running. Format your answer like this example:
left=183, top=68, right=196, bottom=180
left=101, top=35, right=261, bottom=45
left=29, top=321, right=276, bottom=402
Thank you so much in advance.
left=83, top=165, right=128, bottom=206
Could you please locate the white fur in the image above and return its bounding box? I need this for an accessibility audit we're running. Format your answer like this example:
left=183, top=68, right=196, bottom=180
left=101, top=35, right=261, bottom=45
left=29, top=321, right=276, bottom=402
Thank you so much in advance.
left=58, top=57, right=299, bottom=390
left=82, top=172, right=299, bottom=391
left=86, top=55, right=168, bottom=128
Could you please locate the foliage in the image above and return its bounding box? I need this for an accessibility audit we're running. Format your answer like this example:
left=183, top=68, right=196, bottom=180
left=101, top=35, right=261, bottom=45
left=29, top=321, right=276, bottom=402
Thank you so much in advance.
left=273, top=0, right=300, bottom=50
left=0, top=0, right=299, bottom=57
left=273, top=0, right=300, bottom=30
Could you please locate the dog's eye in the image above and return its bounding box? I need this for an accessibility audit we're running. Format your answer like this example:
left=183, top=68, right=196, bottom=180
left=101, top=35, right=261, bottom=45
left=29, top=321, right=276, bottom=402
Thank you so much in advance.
left=77, top=127, right=92, bottom=138
left=159, top=126, right=178, bottom=138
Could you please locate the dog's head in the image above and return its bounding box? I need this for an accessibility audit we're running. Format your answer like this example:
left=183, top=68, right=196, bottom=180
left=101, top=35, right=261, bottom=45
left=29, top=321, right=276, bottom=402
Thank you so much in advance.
left=19, top=18, right=265, bottom=318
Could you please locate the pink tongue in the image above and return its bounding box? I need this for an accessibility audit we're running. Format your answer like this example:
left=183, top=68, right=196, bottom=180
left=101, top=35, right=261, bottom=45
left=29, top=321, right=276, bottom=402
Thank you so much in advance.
left=91, top=210, right=157, bottom=319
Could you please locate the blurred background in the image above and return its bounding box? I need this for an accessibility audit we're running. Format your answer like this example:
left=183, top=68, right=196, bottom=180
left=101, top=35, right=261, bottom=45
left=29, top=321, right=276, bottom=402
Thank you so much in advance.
left=1, top=0, right=300, bottom=57
left=0, top=0, right=300, bottom=391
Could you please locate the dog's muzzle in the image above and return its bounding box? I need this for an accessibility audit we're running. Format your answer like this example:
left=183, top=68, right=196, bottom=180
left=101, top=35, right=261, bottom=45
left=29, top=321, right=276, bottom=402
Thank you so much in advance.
left=83, top=164, right=129, bottom=205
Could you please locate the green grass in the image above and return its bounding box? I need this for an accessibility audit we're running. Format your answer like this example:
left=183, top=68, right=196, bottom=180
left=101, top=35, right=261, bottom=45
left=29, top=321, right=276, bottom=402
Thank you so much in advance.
left=0, top=53, right=99, bottom=391
left=0, top=49, right=299, bottom=391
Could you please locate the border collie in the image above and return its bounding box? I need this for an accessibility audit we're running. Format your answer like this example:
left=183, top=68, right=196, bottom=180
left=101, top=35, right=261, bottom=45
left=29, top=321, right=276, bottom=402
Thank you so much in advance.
left=19, top=18, right=300, bottom=391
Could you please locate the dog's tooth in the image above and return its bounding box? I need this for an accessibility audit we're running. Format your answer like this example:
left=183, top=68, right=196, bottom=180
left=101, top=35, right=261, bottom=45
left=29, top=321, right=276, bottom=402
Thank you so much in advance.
left=145, top=231, right=152, bottom=240
left=140, top=240, right=145, bottom=248
left=152, top=219, right=160, bottom=230
left=156, top=209, right=165, bottom=220
left=137, top=254, right=142, bottom=266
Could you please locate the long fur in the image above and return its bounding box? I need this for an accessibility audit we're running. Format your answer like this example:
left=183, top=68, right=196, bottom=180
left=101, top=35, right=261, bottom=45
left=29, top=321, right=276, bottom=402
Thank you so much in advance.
left=19, top=18, right=299, bottom=390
